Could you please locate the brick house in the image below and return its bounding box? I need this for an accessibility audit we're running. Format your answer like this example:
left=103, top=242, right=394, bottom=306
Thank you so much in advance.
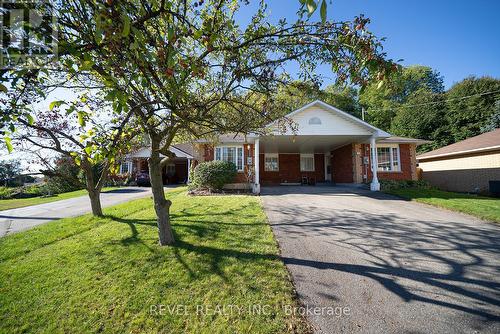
left=122, top=100, right=428, bottom=192
left=417, top=128, right=500, bottom=194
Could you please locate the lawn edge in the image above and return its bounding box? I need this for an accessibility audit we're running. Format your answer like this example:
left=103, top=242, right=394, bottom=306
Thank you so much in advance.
left=0, top=187, right=120, bottom=212
left=383, top=190, right=499, bottom=224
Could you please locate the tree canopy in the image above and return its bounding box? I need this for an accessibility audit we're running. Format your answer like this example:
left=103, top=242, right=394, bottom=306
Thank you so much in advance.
left=1, top=0, right=394, bottom=245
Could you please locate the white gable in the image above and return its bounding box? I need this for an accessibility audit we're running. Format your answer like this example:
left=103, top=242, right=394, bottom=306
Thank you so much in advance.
left=267, top=100, right=389, bottom=137
left=288, top=105, right=373, bottom=136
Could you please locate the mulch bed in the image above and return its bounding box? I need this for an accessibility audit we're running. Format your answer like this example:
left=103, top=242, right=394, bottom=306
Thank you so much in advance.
left=187, top=188, right=254, bottom=196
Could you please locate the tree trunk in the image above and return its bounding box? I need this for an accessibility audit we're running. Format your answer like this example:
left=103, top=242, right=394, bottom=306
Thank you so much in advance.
left=148, top=154, right=175, bottom=245
left=82, top=163, right=104, bottom=217
left=88, top=189, right=103, bottom=216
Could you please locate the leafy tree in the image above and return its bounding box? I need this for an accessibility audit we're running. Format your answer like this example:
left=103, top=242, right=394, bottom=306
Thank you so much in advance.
left=360, top=65, right=444, bottom=130
left=481, top=100, right=500, bottom=133
left=323, top=85, right=361, bottom=118
left=2, top=1, right=393, bottom=245
left=445, top=76, right=500, bottom=141
left=267, top=81, right=360, bottom=120
left=41, top=156, right=85, bottom=194
left=14, top=99, right=135, bottom=216
left=390, top=88, right=450, bottom=152
left=0, top=160, right=21, bottom=187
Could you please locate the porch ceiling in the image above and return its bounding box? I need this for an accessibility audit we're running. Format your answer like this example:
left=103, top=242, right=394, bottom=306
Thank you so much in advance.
left=259, top=135, right=371, bottom=153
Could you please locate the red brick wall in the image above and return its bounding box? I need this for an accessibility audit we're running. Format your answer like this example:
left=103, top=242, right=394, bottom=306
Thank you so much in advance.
left=202, top=142, right=416, bottom=184
left=203, top=144, right=214, bottom=161
left=362, top=143, right=414, bottom=181
left=332, top=144, right=354, bottom=183
left=259, top=153, right=325, bottom=185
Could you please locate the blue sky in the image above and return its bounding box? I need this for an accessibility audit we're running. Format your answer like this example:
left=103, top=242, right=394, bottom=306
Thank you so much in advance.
left=238, top=0, right=500, bottom=89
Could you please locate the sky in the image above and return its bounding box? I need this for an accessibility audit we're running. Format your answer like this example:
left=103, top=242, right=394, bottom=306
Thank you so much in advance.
left=237, top=0, right=500, bottom=89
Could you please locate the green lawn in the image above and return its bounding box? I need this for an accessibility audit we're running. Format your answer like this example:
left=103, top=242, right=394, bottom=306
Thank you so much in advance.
left=0, top=187, right=308, bottom=334
left=387, top=188, right=500, bottom=222
left=0, top=187, right=117, bottom=211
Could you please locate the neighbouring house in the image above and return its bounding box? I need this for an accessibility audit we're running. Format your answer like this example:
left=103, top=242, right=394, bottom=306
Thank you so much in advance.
left=121, top=143, right=196, bottom=185
left=121, top=100, right=428, bottom=192
left=417, top=128, right=500, bottom=194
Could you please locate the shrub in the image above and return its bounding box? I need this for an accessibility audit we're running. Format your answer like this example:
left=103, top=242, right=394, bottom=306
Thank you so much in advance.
left=106, top=174, right=132, bottom=187
left=44, top=157, right=84, bottom=194
left=189, top=161, right=237, bottom=191
left=380, top=179, right=432, bottom=191
left=0, top=186, right=15, bottom=199
left=0, top=184, right=48, bottom=199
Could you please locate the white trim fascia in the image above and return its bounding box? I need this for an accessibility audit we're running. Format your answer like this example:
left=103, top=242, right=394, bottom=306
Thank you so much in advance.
left=379, top=138, right=432, bottom=145
left=170, top=146, right=194, bottom=159
left=417, top=145, right=500, bottom=161
left=266, top=100, right=392, bottom=138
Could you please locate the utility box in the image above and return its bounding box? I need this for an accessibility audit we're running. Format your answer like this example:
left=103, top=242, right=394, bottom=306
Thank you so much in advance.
left=489, top=181, right=500, bottom=197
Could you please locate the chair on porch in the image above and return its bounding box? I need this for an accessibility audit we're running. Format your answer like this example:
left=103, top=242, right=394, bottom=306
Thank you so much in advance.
left=308, top=177, right=316, bottom=186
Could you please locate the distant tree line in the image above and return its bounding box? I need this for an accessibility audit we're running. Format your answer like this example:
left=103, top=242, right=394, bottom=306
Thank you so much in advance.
left=274, top=66, right=500, bottom=153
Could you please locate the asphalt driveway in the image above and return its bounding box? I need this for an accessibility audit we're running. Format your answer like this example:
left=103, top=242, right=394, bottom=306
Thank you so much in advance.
left=261, top=185, right=500, bottom=334
left=0, top=187, right=156, bottom=237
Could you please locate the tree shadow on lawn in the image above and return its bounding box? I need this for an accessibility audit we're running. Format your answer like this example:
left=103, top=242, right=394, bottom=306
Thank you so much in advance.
left=106, top=212, right=277, bottom=283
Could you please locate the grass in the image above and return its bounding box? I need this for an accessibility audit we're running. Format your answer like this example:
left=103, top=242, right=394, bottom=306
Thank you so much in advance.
left=0, top=187, right=308, bottom=334
left=0, top=187, right=118, bottom=211
left=387, top=188, right=500, bottom=222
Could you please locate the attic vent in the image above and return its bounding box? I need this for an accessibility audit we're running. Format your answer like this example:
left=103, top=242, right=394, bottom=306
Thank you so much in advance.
left=308, top=117, right=322, bottom=125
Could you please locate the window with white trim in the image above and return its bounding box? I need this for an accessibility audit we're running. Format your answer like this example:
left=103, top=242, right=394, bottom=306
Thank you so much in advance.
left=120, top=161, right=133, bottom=174
left=300, top=154, right=315, bottom=172
left=264, top=154, right=279, bottom=171
left=214, top=146, right=244, bottom=171
left=377, top=146, right=400, bottom=172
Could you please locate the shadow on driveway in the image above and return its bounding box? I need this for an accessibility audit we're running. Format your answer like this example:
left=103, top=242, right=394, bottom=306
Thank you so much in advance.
left=261, top=186, right=500, bottom=333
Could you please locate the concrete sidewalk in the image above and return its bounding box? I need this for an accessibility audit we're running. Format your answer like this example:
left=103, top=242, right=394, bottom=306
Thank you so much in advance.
left=0, top=187, right=158, bottom=237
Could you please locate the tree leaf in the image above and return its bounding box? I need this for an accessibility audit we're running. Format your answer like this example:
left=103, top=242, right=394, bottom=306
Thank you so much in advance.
left=320, top=0, right=327, bottom=23
left=306, top=0, right=317, bottom=15
left=4, top=137, right=13, bottom=153
left=0, top=83, right=7, bottom=93
left=77, top=112, right=86, bottom=127
left=49, top=100, right=65, bottom=110
left=377, top=80, right=384, bottom=89
left=26, top=114, right=34, bottom=125
left=122, top=15, right=131, bottom=37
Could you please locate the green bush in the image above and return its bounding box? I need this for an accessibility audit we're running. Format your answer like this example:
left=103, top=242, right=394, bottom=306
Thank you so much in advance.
left=380, top=179, right=432, bottom=191
left=189, top=161, right=237, bottom=191
left=0, top=184, right=48, bottom=199
left=0, top=186, right=15, bottom=199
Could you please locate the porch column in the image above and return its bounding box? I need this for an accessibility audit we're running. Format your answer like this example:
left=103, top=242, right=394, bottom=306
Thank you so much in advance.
left=253, top=138, right=260, bottom=194
left=186, top=158, right=191, bottom=183
left=370, top=137, right=380, bottom=191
